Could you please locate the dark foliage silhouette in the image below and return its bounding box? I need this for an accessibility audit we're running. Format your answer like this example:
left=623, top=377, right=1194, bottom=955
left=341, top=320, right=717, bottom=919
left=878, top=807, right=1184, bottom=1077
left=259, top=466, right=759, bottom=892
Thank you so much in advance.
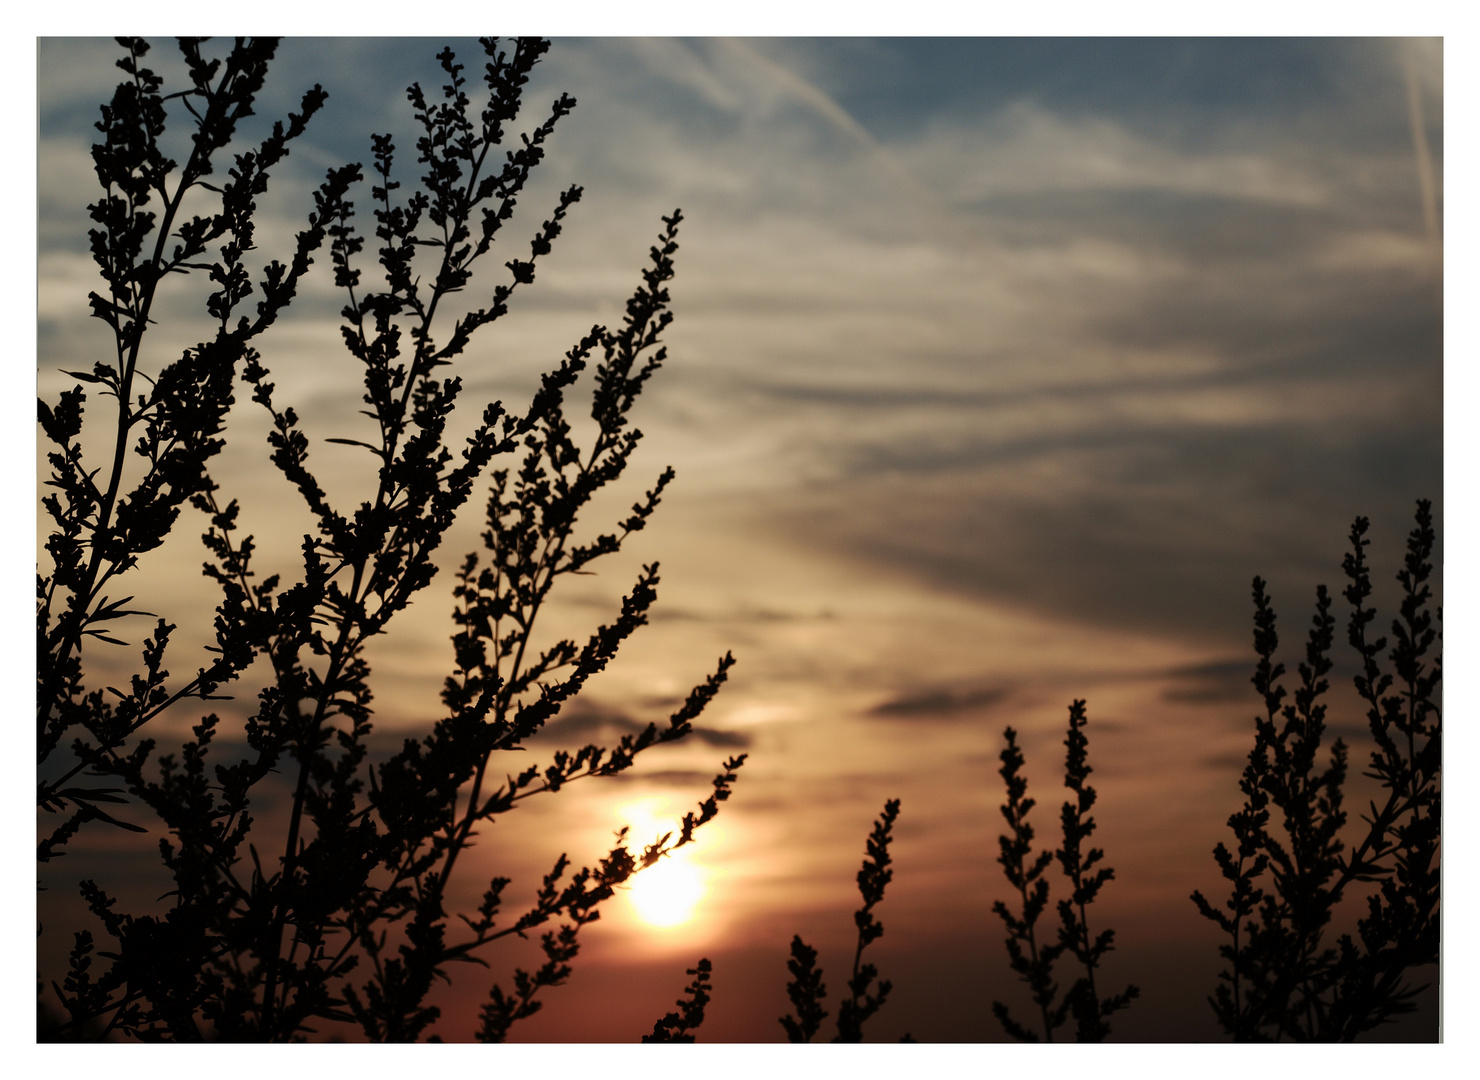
left=1191, top=499, right=1440, bottom=1041
left=992, top=704, right=1138, bottom=1041
left=642, top=959, right=713, bottom=1043
left=779, top=799, right=907, bottom=1043
left=38, top=35, right=744, bottom=1042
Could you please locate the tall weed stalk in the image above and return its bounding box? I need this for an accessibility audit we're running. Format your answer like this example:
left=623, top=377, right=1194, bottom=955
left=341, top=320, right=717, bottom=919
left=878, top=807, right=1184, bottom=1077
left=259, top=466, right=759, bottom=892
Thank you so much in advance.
left=780, top=799, right=907, bottom=1043
left=993, top=704, right=1137, bottom=1041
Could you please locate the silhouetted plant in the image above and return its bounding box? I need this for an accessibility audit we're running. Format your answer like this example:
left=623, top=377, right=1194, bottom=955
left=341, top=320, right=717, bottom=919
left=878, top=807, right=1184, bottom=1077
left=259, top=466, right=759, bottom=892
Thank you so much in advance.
left=992, top=727, right=1066, bottom=1041
left=778, top=936, right=829, bottom=1043
left=38, top=36, right=744, bottom=1042
left=642, top=959, right=713, bottom=1042
left=993, top=704, right=1137, bottom=1041
left=1056, top=701, right=1141, bottom=1039
left=780, top=798, right=905, bottom=1043
left=1192, top=500, right=1440, bottom=1041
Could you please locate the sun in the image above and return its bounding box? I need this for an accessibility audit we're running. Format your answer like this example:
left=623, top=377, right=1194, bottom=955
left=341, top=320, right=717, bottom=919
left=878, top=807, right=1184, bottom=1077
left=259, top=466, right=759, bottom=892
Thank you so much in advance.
left=628, top=855, right=705, bottom=928
left=617, top=797, right=714, bottom=929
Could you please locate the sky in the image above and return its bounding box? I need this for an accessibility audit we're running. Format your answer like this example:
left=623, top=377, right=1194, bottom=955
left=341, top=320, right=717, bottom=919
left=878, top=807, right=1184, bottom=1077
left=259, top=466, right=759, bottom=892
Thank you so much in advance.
left=32, top=32, right=1449, bottom=1047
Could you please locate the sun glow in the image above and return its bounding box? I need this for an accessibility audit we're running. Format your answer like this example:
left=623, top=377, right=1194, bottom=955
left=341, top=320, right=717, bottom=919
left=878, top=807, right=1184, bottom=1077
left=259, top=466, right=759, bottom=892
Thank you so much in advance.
left=618, top=798, right=712, bottom=929
left=628, top=855, right=705, bottom=927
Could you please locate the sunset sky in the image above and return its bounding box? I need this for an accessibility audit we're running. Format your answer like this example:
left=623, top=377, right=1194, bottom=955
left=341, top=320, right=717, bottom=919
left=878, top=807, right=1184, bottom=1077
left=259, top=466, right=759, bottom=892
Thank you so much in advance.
left=34, top=33, right=1446, bottom=1044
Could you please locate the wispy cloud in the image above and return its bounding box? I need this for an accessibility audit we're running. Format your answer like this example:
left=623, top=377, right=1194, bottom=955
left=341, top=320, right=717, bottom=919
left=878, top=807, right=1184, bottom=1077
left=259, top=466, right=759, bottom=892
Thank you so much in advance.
left=869, top=685, right=1012, bottom=719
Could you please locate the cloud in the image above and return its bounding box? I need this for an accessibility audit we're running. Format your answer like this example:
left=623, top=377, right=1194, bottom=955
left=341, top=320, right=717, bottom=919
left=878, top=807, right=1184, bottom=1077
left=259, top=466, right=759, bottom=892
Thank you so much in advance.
left=690, top=727, right=752, bottom=748
left=784, top=421, right=1437, bottom=648
left=913, top=101, right=1334, bottom=210
left=538, top=698, right=750, bottom=751
left=605, top=768, right=718, bottom=788
left=576, top=40, right=1441, bottom=653
left=869, top=685, right=1011, bottom=719
left=1162, top=658, right=1254, bottom=704
left=38, top=34, right=1439, bottom=668
left=541, top=700, right=644, bottom=744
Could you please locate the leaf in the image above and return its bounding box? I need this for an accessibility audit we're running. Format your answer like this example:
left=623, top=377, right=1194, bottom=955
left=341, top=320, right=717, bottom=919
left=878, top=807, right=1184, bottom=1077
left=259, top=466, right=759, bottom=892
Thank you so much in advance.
left=324, top=438, right=382, bottom=452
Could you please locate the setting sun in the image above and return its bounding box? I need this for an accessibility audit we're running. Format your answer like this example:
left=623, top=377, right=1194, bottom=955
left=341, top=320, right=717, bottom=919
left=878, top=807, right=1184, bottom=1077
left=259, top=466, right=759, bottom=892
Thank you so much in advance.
left=617, top=798, right=711, bottom=928
left=628, top=855, right=705, bottom=927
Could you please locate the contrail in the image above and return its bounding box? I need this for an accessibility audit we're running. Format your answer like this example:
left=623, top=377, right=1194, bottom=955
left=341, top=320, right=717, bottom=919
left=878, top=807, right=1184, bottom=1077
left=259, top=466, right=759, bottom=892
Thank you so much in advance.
left=1403, top=42, right=1442, bottom=277
left=718, top=39, right=992, bottom=262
